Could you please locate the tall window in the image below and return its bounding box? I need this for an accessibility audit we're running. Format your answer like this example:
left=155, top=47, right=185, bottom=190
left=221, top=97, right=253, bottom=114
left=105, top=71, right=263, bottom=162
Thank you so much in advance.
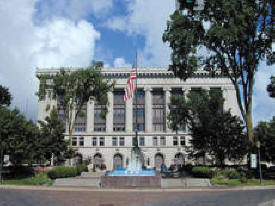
left=160, top=136, right=166, bottom=146
left=72, top=137, right=77, bottom=146
left=113, top=91, right=125, bottom=131
left=139, top=136, right=145, bottom=146
left=99, top=137, right=105, bottom=146
left=210, top=87, right=223, bottom=112
left=112, top=137, right=117, bottom=146
left=119, top=137, right=125, bottom=146
left=180, top=136, right=186, bottom=146
left=173, top=136, right=178, bottom=146
left=94, top=103, right=106, bottom=132
left=153, top=136, right=158, bottom=146
left=152, top=90, right=165, bottom=131
left=79, top=137, right=84, bottom=146
left=75, top=104, right=87, bottom=132
left=133, top=90, right=145, bottom=131
left=92, top=137, right=97, bottom=146
left=171, top=89, right=185, bottom=131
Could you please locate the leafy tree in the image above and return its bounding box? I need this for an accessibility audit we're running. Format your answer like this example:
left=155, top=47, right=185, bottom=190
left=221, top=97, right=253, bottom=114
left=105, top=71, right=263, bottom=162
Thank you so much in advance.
left=267, top=76, right=275, bottom=98
left=36, top=63, right=114, bottom=144
left=168, top=90, right=249, bottom=166
left=0, top=85, right=12, bottom=106
left=0, top=106, right=40, bottom=165
left=38, top=106, right=73, bottom=164
left=254, top=119, right=275, bottom=162
left=163, top=0, right=273, bottom=142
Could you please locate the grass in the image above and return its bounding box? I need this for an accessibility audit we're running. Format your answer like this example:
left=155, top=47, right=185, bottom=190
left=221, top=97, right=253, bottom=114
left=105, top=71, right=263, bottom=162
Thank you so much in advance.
left=2, top=172, right=53, bottom=186
left=211, top=178, right=275, bottom=186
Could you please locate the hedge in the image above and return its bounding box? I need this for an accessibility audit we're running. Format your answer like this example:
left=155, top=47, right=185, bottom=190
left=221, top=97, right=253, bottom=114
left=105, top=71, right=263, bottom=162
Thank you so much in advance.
left=76, top=164, right=88, bottom=176
left=192, top=166, right=213, bottom=178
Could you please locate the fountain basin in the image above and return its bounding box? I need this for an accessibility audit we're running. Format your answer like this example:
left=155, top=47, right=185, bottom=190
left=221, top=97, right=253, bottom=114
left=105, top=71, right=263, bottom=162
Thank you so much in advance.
left=108, top=168, right=156, bottom=176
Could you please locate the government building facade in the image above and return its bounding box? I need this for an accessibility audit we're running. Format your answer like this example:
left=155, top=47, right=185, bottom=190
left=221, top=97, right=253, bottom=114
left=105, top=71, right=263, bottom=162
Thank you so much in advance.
left=36, top=67, right=241, bottom=170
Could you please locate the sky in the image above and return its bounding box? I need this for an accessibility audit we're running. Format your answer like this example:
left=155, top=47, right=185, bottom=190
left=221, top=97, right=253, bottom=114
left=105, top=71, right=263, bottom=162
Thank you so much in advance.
left=0, top=0, right=274, bottom=125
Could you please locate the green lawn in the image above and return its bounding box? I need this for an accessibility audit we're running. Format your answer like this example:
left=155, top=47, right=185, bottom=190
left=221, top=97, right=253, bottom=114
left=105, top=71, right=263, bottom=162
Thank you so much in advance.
left=2, top=172, right=53, bottom=186
left=211, top=178, right=275, bottom=186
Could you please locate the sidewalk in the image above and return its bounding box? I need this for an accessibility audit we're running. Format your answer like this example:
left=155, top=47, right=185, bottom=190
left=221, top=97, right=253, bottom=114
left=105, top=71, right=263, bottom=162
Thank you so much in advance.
left=1, top=184, right=275, bottom=192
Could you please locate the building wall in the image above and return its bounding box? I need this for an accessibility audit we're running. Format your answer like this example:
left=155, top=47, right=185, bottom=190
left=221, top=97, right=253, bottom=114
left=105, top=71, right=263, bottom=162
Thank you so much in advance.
left=36, top=67, right=241, bottom=170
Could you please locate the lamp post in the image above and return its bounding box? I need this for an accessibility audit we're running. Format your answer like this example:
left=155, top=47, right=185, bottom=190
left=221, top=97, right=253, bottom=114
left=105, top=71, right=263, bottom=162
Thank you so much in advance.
left=256, top=141, right=263, bottom=185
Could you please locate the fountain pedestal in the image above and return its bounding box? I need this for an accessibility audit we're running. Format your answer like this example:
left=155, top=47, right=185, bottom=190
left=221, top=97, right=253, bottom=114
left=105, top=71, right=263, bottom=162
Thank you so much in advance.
left=100, top=175, right=161, bottom=188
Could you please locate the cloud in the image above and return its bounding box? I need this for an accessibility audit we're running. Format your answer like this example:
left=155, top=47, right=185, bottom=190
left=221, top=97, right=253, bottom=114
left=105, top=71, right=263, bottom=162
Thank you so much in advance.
left=105, top=0, right=174, bottom=66
left=113, top=57, right=131, bottom=67
left=34, top=0, right=113, bottom=23
left=253, top=62, right=275, bottom=125
left=0, top=0, right=100, bottom=120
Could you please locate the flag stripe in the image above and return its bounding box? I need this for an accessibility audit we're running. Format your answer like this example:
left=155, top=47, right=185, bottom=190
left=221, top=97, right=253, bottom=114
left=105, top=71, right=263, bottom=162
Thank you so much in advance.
left=124, top=62, right=137, bottom=102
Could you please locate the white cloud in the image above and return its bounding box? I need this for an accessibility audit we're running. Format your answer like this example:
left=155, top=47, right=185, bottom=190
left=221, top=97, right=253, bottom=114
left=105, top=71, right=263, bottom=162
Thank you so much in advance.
left=35, top=0, right=113, bottom=22
left=253, top=62, right=275, bottom=125
left=113, top=57, right=131, bottom=67
left=105, top=0, right=174, bottom=66
left=0, top=0, right=100, bottom=120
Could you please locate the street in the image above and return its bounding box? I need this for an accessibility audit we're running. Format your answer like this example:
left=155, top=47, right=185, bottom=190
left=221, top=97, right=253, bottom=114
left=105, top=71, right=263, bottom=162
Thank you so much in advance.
left=0, top=188, right=274, bottom=206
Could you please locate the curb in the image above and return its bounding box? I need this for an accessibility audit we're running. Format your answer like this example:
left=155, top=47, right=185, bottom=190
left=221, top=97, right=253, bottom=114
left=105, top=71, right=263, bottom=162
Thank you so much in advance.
left=1, top=185, right=275, bottom=192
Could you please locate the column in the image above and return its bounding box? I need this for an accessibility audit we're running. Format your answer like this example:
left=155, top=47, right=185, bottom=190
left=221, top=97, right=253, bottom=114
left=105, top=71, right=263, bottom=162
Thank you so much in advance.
left=86, top=97, right=95, bottom=133
left=125, top=98, right=133, bottom=132
left=106, top=91, right=113, bottom=133
left=145, top=87, right=152, bottom=133
left=183, top=87, right=191, bottom=133
left=164, top=87, right=171, bottom=133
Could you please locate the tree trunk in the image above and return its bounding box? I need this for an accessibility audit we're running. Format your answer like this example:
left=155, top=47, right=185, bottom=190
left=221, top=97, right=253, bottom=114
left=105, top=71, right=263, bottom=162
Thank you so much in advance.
left=245, top=113, right=254, bottom=143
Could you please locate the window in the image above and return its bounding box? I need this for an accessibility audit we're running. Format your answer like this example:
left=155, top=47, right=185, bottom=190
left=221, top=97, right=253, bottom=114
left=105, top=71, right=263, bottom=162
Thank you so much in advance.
left=153, top=136, right=158, bottom=146
left=112, top=137, right=117, bottom=146
left=152, top=90, right=165, bottom=132
left=99, top=137, right=105, bottom=146
left=133, top=90, right=145, bottom=132
left=72, top=137, right=77, bottom=146
left=79, top=137, right=84, bottom=146
left=139, top=136, right=145, bottom=146
left=180, top=136, right=185, bottom=146
left=119, top=137, right=125, bottom=146
left=75, top=104, right=87, bottom=132
left=113, top=91, right=125, bottom=131
left=132, top=136, right=137, bottom=146
left=94, top=104, right=106, bottom=132
left=160, top=136, right=166, bottom=146
left=92, top=137, right=97, bottom=146
left=173, top=136, right=178, bottom=146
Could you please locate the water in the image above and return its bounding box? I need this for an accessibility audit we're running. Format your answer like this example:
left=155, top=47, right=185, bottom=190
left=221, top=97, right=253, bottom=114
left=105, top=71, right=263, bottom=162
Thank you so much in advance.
left=108, top=148, right=156, bottom=176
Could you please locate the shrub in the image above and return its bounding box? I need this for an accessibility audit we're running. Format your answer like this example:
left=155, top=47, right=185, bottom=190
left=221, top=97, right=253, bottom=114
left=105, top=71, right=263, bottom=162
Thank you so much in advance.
left=76, top=164, right=88, bottom=176
left=240, top=176, right=248, bottom=183
left=47, top=166, right=77, bottom=179
left=217, top=169, right=241, bottom=179
left=192, top=166, right=213, bottom=178
left=3, top=166, right=34, bottom=179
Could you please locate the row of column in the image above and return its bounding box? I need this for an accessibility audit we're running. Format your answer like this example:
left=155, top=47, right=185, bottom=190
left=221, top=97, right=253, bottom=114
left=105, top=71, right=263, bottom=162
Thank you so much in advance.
left=86, top=87, right=195, bottom=134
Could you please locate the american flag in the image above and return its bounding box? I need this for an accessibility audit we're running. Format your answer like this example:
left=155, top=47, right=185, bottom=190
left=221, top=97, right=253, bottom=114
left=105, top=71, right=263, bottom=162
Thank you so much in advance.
left=124, top=61, right=137, bottom=102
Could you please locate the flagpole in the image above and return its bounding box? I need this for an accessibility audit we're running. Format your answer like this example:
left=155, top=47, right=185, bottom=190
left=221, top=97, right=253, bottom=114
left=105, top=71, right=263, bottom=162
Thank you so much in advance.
left=135, top=51, right=138, bottom=148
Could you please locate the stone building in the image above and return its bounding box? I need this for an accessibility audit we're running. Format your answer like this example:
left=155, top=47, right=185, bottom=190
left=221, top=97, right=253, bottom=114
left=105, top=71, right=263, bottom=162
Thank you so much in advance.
left=36, top=67, right=241, bottom=170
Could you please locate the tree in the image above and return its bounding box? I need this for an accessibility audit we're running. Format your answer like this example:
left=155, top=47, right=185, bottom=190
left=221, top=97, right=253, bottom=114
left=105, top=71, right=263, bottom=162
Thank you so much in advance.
left=0, top=85, right=12, bottom=106
left=38, top=106, right=73, bottom=164
left=36, top=63, right=114, bottom=144
left=163, top=0, right=273, bottom=142
left=254, top=119, right=275, bottom=162
left=0, top=106, right=40, bottom=165
left=267, top=76, right=275, bottom=98
left=168, top=90, right=249, bottom=166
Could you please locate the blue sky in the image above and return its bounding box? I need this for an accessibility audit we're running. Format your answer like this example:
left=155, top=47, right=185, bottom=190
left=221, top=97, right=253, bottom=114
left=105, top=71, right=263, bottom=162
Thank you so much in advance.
left=0, top=0, right=274, bottom=125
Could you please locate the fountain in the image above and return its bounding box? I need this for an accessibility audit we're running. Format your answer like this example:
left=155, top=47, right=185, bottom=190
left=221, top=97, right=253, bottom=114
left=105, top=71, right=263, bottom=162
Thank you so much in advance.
left=100, top=147, right=161, bottom=188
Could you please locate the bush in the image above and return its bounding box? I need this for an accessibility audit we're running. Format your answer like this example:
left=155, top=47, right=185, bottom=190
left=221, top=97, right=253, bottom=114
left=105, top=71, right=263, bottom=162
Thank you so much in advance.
left=217, top=169, right=241, bottom=179
left=240, top=176, right=248, bottom=183
left=47, top=166, right=77, bottom=179
left=76, top=164, right=88, bottom=176
left=192, top=166, right=213, bottom=178
left=3, top=166, right=34, bottom=179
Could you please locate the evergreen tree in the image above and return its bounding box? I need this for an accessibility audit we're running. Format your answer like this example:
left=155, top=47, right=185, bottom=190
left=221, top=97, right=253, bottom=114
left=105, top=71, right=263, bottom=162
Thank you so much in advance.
left=0, top=84, right=12, bottom=106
